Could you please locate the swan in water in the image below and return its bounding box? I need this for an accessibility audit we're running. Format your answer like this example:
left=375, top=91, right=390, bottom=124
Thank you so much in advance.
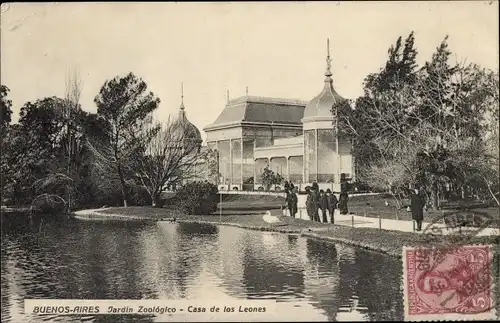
left=262, top=210, right=281, bottom=224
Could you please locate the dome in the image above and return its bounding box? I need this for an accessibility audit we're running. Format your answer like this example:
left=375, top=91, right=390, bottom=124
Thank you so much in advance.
left=172, top=109, right=202, bottom=143
left=303, top=77, right=344, bottom=120
left=172, top=84, right=202, bottom=145
left=302, top=39, right=345, bottom=122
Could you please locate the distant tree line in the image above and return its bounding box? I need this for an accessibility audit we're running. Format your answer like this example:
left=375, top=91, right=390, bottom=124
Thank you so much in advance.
left=336, top=33, right=499, bottom=209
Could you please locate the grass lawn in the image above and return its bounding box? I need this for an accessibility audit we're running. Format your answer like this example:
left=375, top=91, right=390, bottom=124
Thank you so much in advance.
left=348, top=194, right=499, bottom=223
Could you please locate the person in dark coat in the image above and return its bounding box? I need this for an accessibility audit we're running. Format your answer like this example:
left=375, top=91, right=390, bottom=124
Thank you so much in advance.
left=318, top=189, right=328, bottom=222
left=290, top=187, right=298, bottom=218
left=411, top=188, right=425, bottom=231
left=338, top=191, right=349, bottom=215
left=326, top=189, right=338, bottom=224
left=311, top=182, right=320, bottom=222
left=285, top=188, right=296, bottom=218
left=305, top=187, right=315, bottom=221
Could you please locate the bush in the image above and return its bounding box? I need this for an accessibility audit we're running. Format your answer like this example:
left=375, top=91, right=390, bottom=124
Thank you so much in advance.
left=176, top=181, right=218, bottom=215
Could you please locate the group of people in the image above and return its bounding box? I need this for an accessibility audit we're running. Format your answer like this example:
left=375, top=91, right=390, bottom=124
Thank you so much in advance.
left=283, top=181, right=349, bottom=224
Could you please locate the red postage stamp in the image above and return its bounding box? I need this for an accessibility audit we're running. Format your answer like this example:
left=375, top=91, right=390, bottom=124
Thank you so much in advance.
left=403, top=244, right=496, bottom=321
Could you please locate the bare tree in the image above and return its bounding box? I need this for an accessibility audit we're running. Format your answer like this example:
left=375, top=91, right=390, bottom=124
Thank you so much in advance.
left=63, top=66, right=83, bottom=211
left=130, top=116, right=202, bottom=206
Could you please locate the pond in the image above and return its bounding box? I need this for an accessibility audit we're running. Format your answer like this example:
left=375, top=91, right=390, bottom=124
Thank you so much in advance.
left=1, top=219, right=404, bottom=322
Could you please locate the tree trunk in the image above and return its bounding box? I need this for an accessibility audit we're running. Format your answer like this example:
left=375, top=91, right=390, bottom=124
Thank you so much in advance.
left=151, top=192, right=158, bottom=207
left=117, top=164, right=129, bottom=207
left=431, top=177, right=439, bottom=210
left=431, top=187, right=439, bottom=210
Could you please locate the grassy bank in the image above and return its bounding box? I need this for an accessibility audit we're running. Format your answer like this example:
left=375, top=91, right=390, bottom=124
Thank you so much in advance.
left=348, top=194, right=500, bottom=223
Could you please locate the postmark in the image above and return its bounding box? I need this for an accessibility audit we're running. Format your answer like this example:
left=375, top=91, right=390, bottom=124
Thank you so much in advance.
left=403, top=244, right=496, bottom=321
left=420, top=210, right=499, bottom=251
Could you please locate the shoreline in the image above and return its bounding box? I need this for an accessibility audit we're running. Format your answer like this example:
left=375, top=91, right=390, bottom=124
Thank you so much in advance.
left=73, top=208, right=498, bottom=259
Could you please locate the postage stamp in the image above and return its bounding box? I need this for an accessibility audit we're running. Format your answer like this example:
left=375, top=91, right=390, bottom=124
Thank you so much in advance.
left=403, top=244, right=496, bottom=321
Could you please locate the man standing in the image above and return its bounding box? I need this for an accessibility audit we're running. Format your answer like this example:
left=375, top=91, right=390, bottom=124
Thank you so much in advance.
left=319, top=189, right=328, bottom=223
left=290, top=187, right=298, bottom=218
left=338, top=191, right=349, bottom=215
left=411, top=187, right=425, bottom=231
left=326, top=189, right=338, bottom=224
left=285, top=187, right=295, bottom=218
left=305, top=187, right=315, bottom=221
left=312, top=182, right=321, bottom=222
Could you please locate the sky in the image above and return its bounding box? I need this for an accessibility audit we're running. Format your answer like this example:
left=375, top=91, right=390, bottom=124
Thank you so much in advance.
left=1, top=2, right=498, bottom=142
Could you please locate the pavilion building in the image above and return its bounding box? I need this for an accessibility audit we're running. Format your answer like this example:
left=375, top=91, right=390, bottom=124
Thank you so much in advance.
left=203, top=39, right=355, bottom=192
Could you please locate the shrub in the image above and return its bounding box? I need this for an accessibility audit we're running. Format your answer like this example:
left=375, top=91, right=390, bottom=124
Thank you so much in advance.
left=176, top=181, right=218, bottom=215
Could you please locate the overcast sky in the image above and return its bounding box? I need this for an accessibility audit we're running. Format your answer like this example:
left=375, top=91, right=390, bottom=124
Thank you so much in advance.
left=1, top=2, right=498, bottom=141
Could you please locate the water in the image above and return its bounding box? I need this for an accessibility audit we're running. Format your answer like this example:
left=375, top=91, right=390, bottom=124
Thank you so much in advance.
left=1, top=219, right=404, bottom=322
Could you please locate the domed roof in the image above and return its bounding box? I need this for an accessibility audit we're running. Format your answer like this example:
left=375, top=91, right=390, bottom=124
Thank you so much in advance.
left=172, top=84, right=202, bottom=144
left=302, top=39, right=345, bottom=122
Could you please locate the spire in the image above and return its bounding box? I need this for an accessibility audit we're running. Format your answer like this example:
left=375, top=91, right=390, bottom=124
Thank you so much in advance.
left=325, top=38, right=333, bottom=79
left=246, top=86, right=248, bottom=96
left=179, top=82, right=186, bottom=120
left=180, top=82, right=185, bottom=110
left=227, top=89, right=230, bottom=104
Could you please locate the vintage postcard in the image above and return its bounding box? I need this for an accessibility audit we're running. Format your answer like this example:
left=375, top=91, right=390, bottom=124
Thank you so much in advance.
left=1, top=1, right=498, bottom=322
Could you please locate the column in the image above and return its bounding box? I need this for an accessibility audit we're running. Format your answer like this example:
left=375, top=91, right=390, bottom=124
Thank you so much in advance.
left=286, top=157, right=290, bottom=181
left=240, top=137, right=243, bottom=189
left=215, top=141, right=219, bottom=186
left=253, top=158, right=257, bottom=187
left=229, top=138, right=233, bottom=188
left=302, top=131, right=306, bottom=183
left=315, top=128, right=319, bottom=183
left=336, top=135, right=340, bottom=184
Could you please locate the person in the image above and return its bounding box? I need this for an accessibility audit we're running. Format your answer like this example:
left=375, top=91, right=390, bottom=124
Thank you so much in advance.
left=326, top=189, right=338, bottom=224
left=411, top=187, right=425, bottom=231
left=305, top=187, right=315, bottom=221
left=289, top=187, right=298, bottom=218
left=312, top=182, right=321, bottom=222
left=338, top=191, right=349, bottom=215
left=285, top=188, right=294, bottom=217
left=318, top=189, right=328, bottom=222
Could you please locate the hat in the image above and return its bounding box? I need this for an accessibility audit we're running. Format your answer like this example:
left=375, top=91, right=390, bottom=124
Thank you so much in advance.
left=326, top=189, right=332, bottom=193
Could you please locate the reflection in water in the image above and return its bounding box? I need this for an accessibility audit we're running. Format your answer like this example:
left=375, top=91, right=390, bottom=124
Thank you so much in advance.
left=1, top=220, right=403, bottom=322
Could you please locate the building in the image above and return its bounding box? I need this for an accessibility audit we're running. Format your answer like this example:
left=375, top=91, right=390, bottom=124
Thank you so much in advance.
left=204, top=39, right=355, bottom=192
left=168, top=83, right=205, bottom=190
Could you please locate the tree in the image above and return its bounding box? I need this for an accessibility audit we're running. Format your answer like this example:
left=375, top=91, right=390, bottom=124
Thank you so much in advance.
left=261, top=165, right=284, bottom=191
left=338, top=35, right=500, bottom=208
left=0, top=85, right=13, bottom=201
left=63, top=67, right=84, bottom=211
left=337, top=32, right=419, bottom=170
left=130, top=117, right=202, bottom=206
left=92, top=72, right=160, bottom=207
left=1, top=85, right=12, bottom=135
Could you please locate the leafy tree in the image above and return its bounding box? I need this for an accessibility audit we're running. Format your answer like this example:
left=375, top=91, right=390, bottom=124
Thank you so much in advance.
left=92, top=72, right=160, bottom=207
left=1, top=85, right=13, bottom=201
left=338, top=32, right=419, bottom=171
left=261, top=165, right=284, bottom=191
left=338, top=34, right=500, bottom=208
left=1, top=85, right=12, bottom=135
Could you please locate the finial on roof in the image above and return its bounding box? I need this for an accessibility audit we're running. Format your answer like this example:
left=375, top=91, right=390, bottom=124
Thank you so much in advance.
left=180, top=82, right=185, bottom=110
left=325, top=38, right=332, bottom=78
left=227, top=89, right=230, bottom=103
left=246, top=86, right=248, bottom=96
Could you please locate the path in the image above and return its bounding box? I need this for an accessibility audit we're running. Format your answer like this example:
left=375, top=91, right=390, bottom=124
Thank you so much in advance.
left=283, top=208, right=499, bottom=237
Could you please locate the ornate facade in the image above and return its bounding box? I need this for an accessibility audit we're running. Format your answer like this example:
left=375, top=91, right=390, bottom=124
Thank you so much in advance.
left=204, top=40, right=355, bottom=192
